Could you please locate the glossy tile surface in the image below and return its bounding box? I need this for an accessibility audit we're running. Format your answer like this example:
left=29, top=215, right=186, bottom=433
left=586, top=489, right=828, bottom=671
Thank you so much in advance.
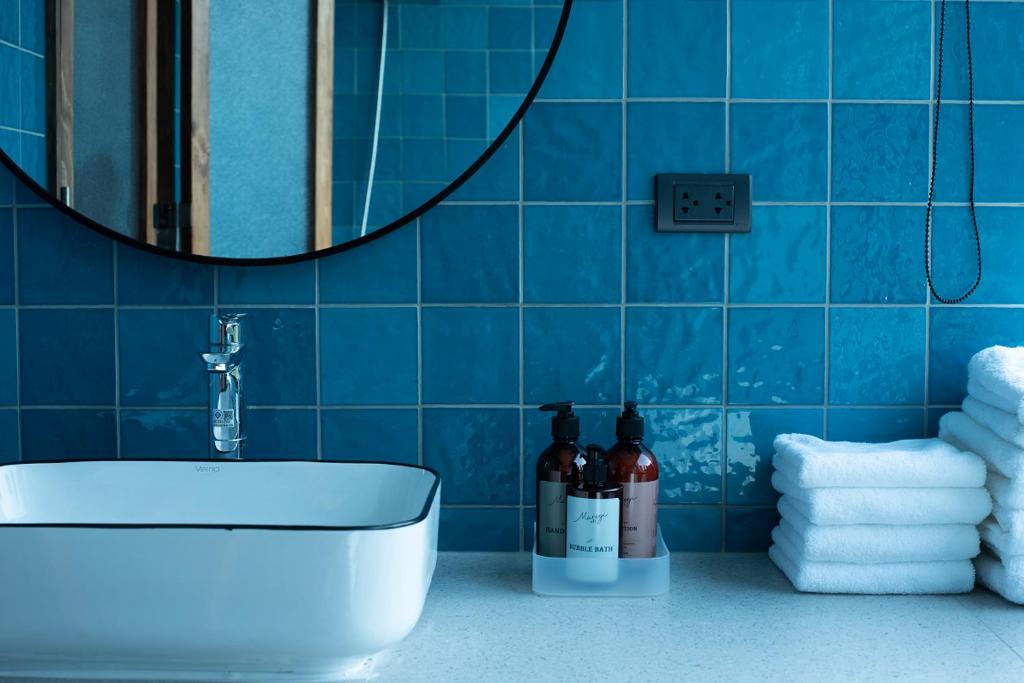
left=626, top=205, right=724, bottom=303
left=421, top=204, right=518, bottom=303
left=829, top=307, right=926, bottom=406
left=730, top=206, right=826, bottom=304
left=523, top=307, right=620, bottom=404
left=422, top=307, right=518, bottom=404
left=833, top=0, right=930, bottom=99
left=424, top=408, right=519, bottom=505
left=832, top=104, right=929, bottom=202
left=20, top=309, right=115, bottom=406
left=730, top=103, right=828, bottom=201
left=320, top=308, right=418, bottom=405
left=222, top=308, right=317, bottom=406
left=523, top=205, right=620, bottom=303
left=647, top=408, right=722, bottom=505
left=731, top=0, right=828, bottom=99
left=322, top=408, right=418, bottom=464
left=728, top=307, right=825, bottom=405
left=627, top=0, right=725, bottom=97
left=245, top=408, right=318, bottom=460
left=17, top=208, right=113, bottom=305
left=827, top=408, right=926, bottom=443
left=929, top=308, right=1024, bottom=405
left=727, top=408, right=822, bottom=506
left=830, top=206, right=925, bottom=304
left=118, top=309, right=210, bottom=407
left=119, top=410, right=206, bottom=459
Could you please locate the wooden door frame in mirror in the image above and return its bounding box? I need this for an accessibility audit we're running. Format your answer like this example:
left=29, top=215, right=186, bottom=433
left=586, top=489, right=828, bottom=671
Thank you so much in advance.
left=5, top=0, right=574, bottom=267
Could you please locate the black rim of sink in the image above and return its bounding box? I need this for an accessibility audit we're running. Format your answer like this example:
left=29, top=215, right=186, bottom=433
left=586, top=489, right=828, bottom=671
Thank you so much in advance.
left=0, top=0, right=575, bottom=267
left=0, top=458, right=441, bottom=531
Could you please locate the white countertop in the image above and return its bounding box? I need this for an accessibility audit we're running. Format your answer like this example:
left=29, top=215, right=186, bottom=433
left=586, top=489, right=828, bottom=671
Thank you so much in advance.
left=375, top=552, right=1024, bottom=682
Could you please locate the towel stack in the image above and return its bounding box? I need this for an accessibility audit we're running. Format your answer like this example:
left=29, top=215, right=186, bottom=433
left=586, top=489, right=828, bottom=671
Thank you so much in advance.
left=939, top=345, right=1024, bottom=604
left=768, top=434, right=990, bottom=594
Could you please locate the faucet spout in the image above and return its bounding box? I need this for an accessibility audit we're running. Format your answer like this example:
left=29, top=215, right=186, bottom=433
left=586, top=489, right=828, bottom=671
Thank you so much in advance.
left=202, top=314, right=246, bottom=459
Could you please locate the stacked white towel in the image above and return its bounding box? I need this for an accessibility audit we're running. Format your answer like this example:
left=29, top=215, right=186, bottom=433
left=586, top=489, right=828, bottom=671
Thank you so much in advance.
left=768, top=434, right=988, bottom=594
left=941, top=345, right=1024, bottom=604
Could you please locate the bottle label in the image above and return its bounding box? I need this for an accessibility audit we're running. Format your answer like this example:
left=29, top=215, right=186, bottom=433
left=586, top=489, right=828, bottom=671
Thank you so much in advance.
left=620, top=480, right=658, bottom=558
left=537, top=480, right=568, bottom=557
left=566, top=496, right=620, bottom=558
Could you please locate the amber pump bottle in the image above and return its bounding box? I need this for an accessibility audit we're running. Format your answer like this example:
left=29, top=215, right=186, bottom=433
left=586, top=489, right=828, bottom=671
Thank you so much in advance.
left=605, top=401, right=659, bottom=558
left=535, top=402, right=587, bottom=557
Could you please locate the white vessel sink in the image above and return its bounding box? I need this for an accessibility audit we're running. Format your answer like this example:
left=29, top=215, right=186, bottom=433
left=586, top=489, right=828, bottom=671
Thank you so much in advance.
left=0, top=459, right=440, bottom=681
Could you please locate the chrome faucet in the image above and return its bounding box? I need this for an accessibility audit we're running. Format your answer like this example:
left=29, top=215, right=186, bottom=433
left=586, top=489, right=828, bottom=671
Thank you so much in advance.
left=201, top=314, right=246, bottom=459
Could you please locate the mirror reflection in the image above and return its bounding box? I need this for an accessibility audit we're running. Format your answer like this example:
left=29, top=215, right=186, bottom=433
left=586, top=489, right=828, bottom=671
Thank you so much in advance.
left=0, top=0, right=566, bottom=259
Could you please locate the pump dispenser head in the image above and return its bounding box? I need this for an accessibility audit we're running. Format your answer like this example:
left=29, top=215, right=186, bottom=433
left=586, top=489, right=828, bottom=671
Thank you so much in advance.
left=539, top=401, right=580, bottom=440
left=581, top=445, right=609, bottom=486
left=616, top=400, right=644, bottom=440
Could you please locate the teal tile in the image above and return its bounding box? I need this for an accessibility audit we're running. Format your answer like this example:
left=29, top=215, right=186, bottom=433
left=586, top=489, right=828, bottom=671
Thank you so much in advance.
left=730, top=206, right=826, bottom=304
left=833, top=0, right=930, bottom=99
left=21, top=409, right=116, bottom=461
left=626, top=307, right=723, bottom=405
left=119, top=309, right=210, bottom=407
left=422, top=307, right=519, bottom=404
left=320, top=222, right=418, bottom=304
left=929, top=207, right=1024, bottom=304
left=422, top=205, right=518, bottom=303
left=829, top=307, right=926, bottom=405
left=322, top=408, right=418, bottom=464
left=725, top=508, right=779, bottom=552
left=424, top=409, right=519, bottom=505
left=540, top=0, right=622, bottom=99
left=660, top=508, right=722, bottom=552
left=731, top=0, right=828, bottom=99
left=628, top=0, right=726, bottom=97
left=120, top=410, right=206, bottom=459
left=727, top=408, right=822, bottom=506
left=218, top=261, right=314, bottom=305
left=832, top=104, right=929, bottom=202
left=523, top=205, right=620, bottom=303
left=245, top=409, right=318, bottom=460
left=117, top=245, right=214, bottom=306
left=626, top=205, right=724, bottom=303
left=524, top=307, right=620, bottom=405
left=830, top=206, right=925, bottom=304
left=627, top=103, right=725, bottom=201
left=730, top=103, right=828, bottom=201
left=440, top=508, right=519, bottom=551
left=18, top=208, right=114, bottom=305
left=21, top=309, right=115, bottom=406
left=929, top=308, right=1024, bottom=405
left=936, top=2, right=1024, bottom=101
left=827, top=408, right=925, bottom=443
left=728, top=308, right=825, bottom=405
left=320, top=308, right=418, bottom=405
left=647, top=408, right=723, bottom=504
left=221, top=308, right=317, bottom=406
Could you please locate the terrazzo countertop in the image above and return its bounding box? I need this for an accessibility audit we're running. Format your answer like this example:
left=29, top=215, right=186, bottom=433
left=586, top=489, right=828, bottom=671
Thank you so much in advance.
left=375, top=553, right=1024, bottom=682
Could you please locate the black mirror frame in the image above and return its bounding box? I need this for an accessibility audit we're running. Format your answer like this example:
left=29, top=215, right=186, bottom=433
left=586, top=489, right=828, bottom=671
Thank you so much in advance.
left=0, top=0, right=574, bottom=267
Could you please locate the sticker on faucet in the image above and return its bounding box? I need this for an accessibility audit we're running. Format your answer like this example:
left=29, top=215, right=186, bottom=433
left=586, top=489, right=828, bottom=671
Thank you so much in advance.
left=212, top=409, right=236, bottom=428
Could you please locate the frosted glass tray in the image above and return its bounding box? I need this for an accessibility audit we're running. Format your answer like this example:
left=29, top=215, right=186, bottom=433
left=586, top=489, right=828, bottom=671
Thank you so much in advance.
left=531, top=525, right=670, bottom=597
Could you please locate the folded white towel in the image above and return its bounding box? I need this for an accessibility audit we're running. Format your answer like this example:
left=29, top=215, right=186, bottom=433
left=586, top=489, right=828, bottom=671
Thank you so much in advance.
left=993, top=502, right=1024, bottom=536
left=939, top=411, right=1024, bottom=480
left=988, top=471, right=1024, bottom=510
left=772, top=433, right=985, bottom=488
left=777, top=498, right=980, bottom=563
left=772, top=473, right=992, bottom=526
left=770, top=529, right=976, bottom=594
left=981, top=516, right=1024, bottom=558
left=968, top=346, right=1024, bottom=422
left=975, top=551, right=1024, bottom=604
left=963, top=395, right=1024, bottom=449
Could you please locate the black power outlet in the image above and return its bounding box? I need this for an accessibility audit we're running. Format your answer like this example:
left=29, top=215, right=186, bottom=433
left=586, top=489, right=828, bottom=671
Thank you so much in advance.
left=656, top=173, right=751, bottom=233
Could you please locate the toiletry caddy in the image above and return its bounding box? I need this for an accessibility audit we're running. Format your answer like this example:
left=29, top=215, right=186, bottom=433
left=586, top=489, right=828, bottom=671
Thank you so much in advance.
left=531, top=402, right=670, bottom=597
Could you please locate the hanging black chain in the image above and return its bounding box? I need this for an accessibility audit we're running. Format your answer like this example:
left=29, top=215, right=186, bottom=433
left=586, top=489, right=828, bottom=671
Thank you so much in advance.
left=925, top=0, right=983, bottom=304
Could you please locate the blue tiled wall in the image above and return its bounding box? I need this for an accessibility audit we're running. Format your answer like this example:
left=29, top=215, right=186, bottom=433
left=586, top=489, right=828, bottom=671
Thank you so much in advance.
left=0, top=0, right=46, bottom=184
left=3, top=0, right=1024, bottom=552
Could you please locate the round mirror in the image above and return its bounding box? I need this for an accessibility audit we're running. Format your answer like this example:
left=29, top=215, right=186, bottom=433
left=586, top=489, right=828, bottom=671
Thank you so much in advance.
left=0, top=0, right=570, bottom=262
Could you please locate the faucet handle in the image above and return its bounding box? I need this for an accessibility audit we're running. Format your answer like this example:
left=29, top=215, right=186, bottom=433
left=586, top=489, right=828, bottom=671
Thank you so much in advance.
left=201, top=344, right=244, bottom=372
left=210, top=313, right=246, bottom=345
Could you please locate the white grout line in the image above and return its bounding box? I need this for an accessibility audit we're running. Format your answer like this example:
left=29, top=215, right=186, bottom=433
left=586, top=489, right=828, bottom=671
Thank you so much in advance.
left=722, top=0, right=733, bottom=550
left=924, top=0, right=937, bottom=436
left=824, top=0, right=834, bottom=439
left=620, top=0, right=628, bottom=419
left=314, top=258, right=323, bottom=460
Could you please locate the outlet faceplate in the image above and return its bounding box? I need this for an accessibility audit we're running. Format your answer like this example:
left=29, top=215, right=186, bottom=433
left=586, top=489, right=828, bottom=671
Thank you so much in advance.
left=656, top=173, right=752, bottom=233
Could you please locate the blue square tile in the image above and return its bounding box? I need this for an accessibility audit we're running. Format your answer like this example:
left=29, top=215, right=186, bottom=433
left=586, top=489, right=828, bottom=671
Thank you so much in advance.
left=626, top=205, right=724, bottom=303
left=218, top=261, right=314, bottom=305
left=320, top=308, right=418, bottom=405
left=445, top=96, right=487, bottom=139
left=973, top=106, right=1024, bottom=203
left=0, top=409, right=16, bottom=463
left=830, top=206, right=925, bottom=304
left=627, top=103, right=725, bottom=201
left=932, top=104, right=970, bottom=203
left=524, top=307, right=620, bottom=404
left=833, top=0, right=930, bottom=99
left=524, top=507, right=536, bottom=551
left=19, top=0, right=45, bottom=54
left=19, top=53, right=45, bottom=134
left=401, top=96, right=444, bottom=138
left=523, top=102, right=622, bottom=201
left=488, top=6, right=531, bottom=49
left=21, top=309, right=115, bottom=406
left=0, top=45, right=19, bottom=129
left=221, top=308, right=317, bottom=406
left=422, top=307, right=519, bottom=404
left=117, top=245, right=214, bottom=306
left=439, top=508, right=519, bottom=551
left=936, top=2, right=1024, bottom=101
left=442, top=5, right=487, bottom=49
left=523, top=406, right=617, bottom=505
left=660, top=508, right=722, bottom=552
left=540, top=0, right=622, bottom=99
left=0, top=208, right=12, bottom=304
left=245, top=408, right=318, bottom=460
left=487, top=94, right=521, bottom=139
left=929, top=308, right=1024, bottom=405
left=730, top=103, right=828, bottom=201
left=445, top=51, right=486, bottom=95
left=728, top=307, right=825, bottom=405
left=322, top=408, right=418, bottom=464
left=489, top=51, right=534, bottom=95
left=628, top=0, right=726, bottom=97
left=447, top=134, right=520, bottom=201
left=18, top=208, right=114, bottom=304
left=524, top=205, right=620, bottom=303
left=0, top=309, right=14, bottom=405
left=399, top=4, right=441, bottom=49
left=421, top=204, right=518, bottom=303
left=626, top=307, right=723, bottom=405
left=829, top=307, right=925, bottom=405
left=118, top=309, right=210, bottom=407
left=320, top=222, right=418, bottom=303
left=0, top=0, right=16, bottom=44
left=648, top=408, right=722, bottom=504
left=832, top=104, right=929, bottom=202
left=403, top=138, right=447, bottom=182
left=120, top=409, right=206, bottom=459
left=21, top=409, right=117, bottom=461
left=725, top=508, right=779, bottom=552
left=726, top=409, right=822, bottom=506
left=400, top=51, right=444, bottom=95
left=925, top=208, right=1017, bottom=305
left=424, top=408, right=519, bottom=505
left=730, top=206, right=826, bottom=304
left=827, top=408, right=925, bottom=443
left=731, top=0, right=828, bottom=99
